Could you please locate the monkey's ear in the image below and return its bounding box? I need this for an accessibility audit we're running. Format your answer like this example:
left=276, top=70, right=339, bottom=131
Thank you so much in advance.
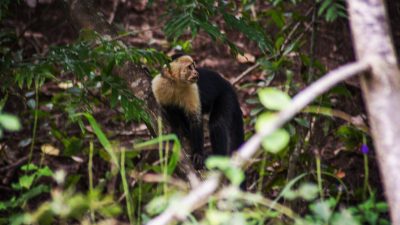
left=162, top=66, right=172, bottom=78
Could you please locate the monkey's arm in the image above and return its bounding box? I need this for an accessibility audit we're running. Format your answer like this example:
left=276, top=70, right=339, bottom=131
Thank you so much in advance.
left=162, top=106, right=188, bottom=137
left=188, top=116, right=204, bottom=168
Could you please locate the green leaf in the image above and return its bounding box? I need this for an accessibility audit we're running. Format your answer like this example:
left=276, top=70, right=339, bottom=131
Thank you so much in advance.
left=282, top=189, right=297, bottom=200
left=21, top=163, right=39, bottom=171
left=294, top=117, right=309, bottom=128
left=134, top=134, right=181, bottom=175
left=0, top=94, right=7, bottom=111
left=36, top=166, right=53, bottom=177
left=332, top=209, right=358, bottom=225
left=375, top=202, right=389, bottom=212
left=19, top=175, right=35, bottom=189
left=120, top=150, right=134, bottom=224
left=258, top=88, right=291, bottom=110
left=0, top=202, right=6, bottom=211
left=82, top=113, right=119, bottom=168
left=206, top=156, right=232, bottom=171
left=255, top=112, right=277, bottom=133
left=326, top=6, right=338, bottom=22
left=266, top=9, right=285, bottom=28
left=9, top=185, right=49, bottom=209
left=318, top=0, right=333, bottom=16
left=225, top=167, right=245, bottom=186
left=0, top=113, right=21, bottom=131
left=274, top=36, right=284, bottom=50
left=310, top=200, right=334, bottom=222
left=297, top=183, right=319, bottom=201
left=206, top=156, right=244, bottom=185
left=146, top=196, right=169, bottom=216
left=261, top=129, right=290, bottom=153
left=283, top=41, right=298, bottom=56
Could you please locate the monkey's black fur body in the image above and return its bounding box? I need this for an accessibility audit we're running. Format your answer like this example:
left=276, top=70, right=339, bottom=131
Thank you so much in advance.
left=197, top=68, right=244, bottom=155
left=153, top=55, right=244, bottom=167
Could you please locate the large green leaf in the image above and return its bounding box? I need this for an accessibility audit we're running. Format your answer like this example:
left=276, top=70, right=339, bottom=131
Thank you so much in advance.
left=258, top=88, right=291, bottom=111
left=261, top=129, right=290, bottom=154
left=83, top=113, right=119, bottom=168
left=0, top=113, right=21, bottom=131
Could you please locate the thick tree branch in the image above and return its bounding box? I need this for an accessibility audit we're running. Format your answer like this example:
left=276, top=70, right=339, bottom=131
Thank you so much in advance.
left=147, top=60, right=370, bottom=225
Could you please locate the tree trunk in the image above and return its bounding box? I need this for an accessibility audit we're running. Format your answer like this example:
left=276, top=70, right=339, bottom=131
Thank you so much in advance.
left=347, top=0, right=400, bottom=223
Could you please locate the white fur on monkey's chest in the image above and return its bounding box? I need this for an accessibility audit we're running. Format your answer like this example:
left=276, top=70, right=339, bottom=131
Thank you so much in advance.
left=152, top=75, right=201, bottom=116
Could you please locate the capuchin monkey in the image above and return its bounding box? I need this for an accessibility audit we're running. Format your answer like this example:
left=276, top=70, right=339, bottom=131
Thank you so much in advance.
left=151, top=54, right=244, bottom=168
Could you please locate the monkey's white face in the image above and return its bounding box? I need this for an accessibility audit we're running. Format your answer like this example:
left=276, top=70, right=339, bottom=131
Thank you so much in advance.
left=162, top=56, right=199, bottom=84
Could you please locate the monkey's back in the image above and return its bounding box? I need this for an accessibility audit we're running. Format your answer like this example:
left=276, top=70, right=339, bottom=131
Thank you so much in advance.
left=196, top=68, right=244, bottom=152
left=196, top=68, right=239, bottom=113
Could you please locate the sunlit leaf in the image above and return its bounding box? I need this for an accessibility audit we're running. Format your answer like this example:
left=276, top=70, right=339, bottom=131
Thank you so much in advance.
left=298, top=183, right=319, bottom=201
left=41, top=144, right=60, bottom=156
left=0, top=113, right=21, bottom=131
left=206, top=156, right=244, bottom=185
left=146, top=196, right=169, bottom=216
left=226, top=167, right=245, bottom=186
left=262, top=129, right=290, bottom=153
left=19, top=175, right=35, bottom=189
left=310, top=200, right=334, bottom=222
left=21, top=163, right=39, bottom=171
left=258, top=88, right=291, bottom=110
left=37, top=166, right=53, bottom=177
left=206, top=156, right=231, bottom=171
left=255, top=112, right=277, bottom=133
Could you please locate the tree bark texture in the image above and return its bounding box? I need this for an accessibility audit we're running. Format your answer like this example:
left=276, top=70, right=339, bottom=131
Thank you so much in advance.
left=347, top=0, right=400, bottom=223
left=66, top=0, right=200, bottom=181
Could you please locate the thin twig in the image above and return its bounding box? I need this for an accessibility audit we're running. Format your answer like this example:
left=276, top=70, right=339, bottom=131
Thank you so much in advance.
left=280, top=7, right=313, bottom=53
left=302, top=106, right=369, bottom=134
left=146, top=60, right=371, bottom=225
left=111, top=25, right=163, bottom=41
left=232, top=62, right=260, bottom=85
left=0, top=155, right=29, bottom=173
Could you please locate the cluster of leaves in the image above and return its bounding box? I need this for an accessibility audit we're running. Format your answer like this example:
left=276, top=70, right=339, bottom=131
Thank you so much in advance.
left=0, top=164, right=53, bottom=224
left=302, top=196, right=389, bottom=225
left=163, top=0, right=273, bottom=55
left=0, top=164, right=121, bottom=225
left=0, top=112, right=182, bottom=224
left=144, top=170, right=388, bottom=225
left=317, top=0, right=347, bottom=22
left=1, top=30, right=169, bottom=123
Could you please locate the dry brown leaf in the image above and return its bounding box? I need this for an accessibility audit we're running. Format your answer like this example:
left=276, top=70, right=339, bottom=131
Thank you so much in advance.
left=236, top=53, right=256, bottom=64
left=41, top=144, right=60, bottom=156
